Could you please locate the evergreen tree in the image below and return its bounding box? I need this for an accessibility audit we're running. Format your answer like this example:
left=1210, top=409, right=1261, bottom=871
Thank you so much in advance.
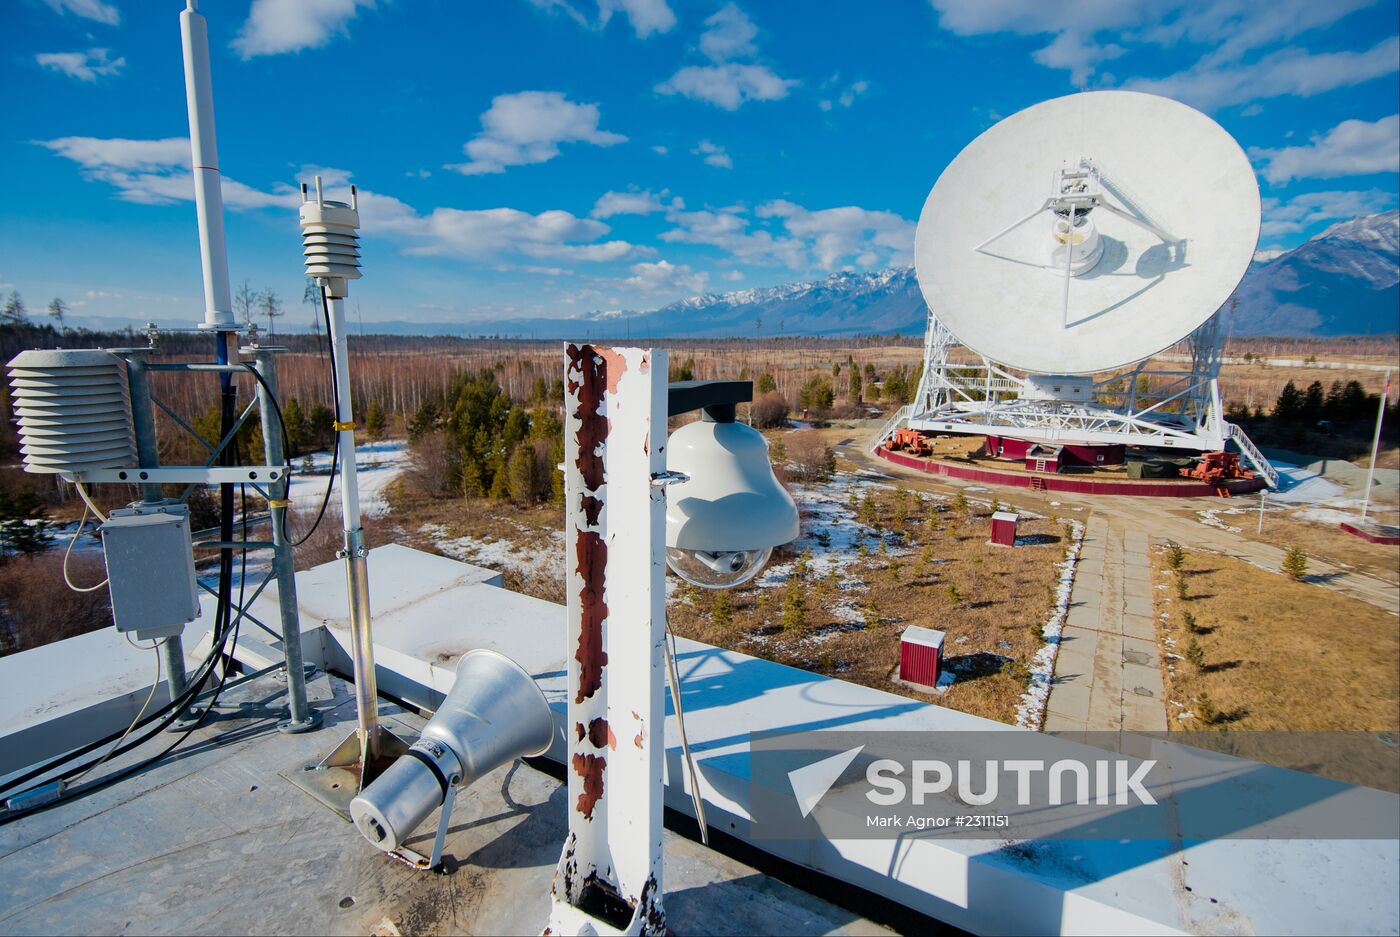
left=364, top=400, right=386, bottom=438
left=47, top=297, right=67, bottom=330
left=756, top=372, right=777, bottom=394
left=0, top=489, right=51, bottom=556
left=281, top=396, right=309, bottom=456
left=848, top=366, right=862, bottom=403
left=1273, top=381, right=1304, bottom=422
left=1301, top=381, right=1325, bottom=423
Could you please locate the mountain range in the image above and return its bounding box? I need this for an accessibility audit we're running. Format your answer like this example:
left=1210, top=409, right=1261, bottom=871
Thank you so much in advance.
left=487, top=209, right=1398, bottom=340
left=51, top=211, right=1398, bottom=340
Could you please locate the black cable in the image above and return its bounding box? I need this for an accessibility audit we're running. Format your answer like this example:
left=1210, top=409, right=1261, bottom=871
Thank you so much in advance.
left=283, top=286, right=341, bottom=547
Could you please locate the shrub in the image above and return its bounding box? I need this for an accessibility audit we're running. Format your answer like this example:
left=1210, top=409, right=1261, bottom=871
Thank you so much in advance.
left=1282, top=545, right=1308, bottom=581
left=786, top=433, right=835, bottom=482
left=406, top=429, right=459, bottom=499
left=1166, top=542, right=1185, bottom=571
left=797, top=376, right=835, bottom=411
left=751, top=391, right=790, bottom=429
left=1195, top=693, right=1218, bottom=725
left=781, top=583, right=806, bottom=631
left=364, top=400, right=387, bottom=438
left=1174, top=570, right=1189, bottom=600
left=1185, top=638, right=1205, bottom=669
left=711, top=589, right=732, bottom=628
left=945, top=581, right=963, bottom=606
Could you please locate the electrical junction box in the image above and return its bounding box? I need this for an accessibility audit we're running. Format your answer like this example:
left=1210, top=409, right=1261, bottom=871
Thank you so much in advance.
left=99, top=504, right=200, bottom=641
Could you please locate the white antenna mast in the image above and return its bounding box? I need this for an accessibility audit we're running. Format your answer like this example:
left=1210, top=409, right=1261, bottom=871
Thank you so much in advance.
left=179, top=0, right=234, bottom=330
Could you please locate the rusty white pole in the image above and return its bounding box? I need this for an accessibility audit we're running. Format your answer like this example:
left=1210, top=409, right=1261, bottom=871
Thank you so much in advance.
left=550, top=345, right=667, bottom=936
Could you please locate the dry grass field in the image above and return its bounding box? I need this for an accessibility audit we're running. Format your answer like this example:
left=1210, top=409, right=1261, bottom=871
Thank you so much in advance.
left=1152, top=545, right=1400, bottom=733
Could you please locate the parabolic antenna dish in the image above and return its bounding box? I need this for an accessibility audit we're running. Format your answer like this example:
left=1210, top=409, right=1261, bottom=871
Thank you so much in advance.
left=914, top=91, right=1260, bottom=375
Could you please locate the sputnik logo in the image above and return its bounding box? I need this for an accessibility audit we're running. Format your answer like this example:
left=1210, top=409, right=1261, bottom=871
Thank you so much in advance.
left=787, top=746, right=864, bottom=818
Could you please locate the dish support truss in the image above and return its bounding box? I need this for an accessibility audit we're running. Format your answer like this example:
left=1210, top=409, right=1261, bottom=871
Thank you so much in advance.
left=899, top=308, right=1278, bottom=488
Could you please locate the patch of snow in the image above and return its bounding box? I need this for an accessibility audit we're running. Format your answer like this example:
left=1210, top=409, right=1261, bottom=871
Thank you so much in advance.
left=1014, top=518, right=1085, bottom=730
left=419, top=521, right=563, bottom=580
left=1267, top=461, right=1345, bottom=504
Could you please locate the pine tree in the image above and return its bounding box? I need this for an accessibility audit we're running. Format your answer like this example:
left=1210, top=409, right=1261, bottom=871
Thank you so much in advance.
left=711, top=588, right=732, bottom=628
left=781, top=582, right=806, bottom=631
left=1195, top=693, right=1218, bottom=725
left=505, top=445, right=541, bottom=504
left=1186, top=638, right=1205, bottom=669
left=364, top=400, right=386, bottom=438
left=945, top=581, right=963, bottom=606
left=1282, top=545, right=1308, bottom=581
left=756, top=372, right=777, bottom=394
left=281, top=397, right=309, bottom=456
left=47, top=297, right=67, bottom=330
left=1166, top=542, right=1185, bottom=571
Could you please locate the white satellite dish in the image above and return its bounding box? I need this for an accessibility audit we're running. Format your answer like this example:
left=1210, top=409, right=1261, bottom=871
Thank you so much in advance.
left=914, top=91, right=1260, bottom=375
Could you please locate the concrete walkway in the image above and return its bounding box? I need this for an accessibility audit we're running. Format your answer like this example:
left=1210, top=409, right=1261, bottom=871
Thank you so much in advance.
left=1045, top=515, right=1168, bottom=732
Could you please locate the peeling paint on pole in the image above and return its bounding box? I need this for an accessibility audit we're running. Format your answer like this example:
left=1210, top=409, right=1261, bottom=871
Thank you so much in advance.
left=552, top=345, right=668, bottom=936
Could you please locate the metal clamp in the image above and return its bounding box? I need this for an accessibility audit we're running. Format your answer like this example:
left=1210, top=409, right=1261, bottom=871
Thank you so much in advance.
left=388, top=780, right=459, bottom=872
left=650, top=470, right=690, bottom=488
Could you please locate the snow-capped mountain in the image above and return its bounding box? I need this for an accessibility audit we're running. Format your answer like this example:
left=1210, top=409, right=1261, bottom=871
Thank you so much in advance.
left=483, top=211, right=1395, bottom=340
left=1231, top=210, right=1399, bottom=336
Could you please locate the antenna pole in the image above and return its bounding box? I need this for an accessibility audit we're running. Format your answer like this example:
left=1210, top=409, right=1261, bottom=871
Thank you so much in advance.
left=1361, top=370, right=1390, bottom=523
left=179, top=0, right=234, bottom=331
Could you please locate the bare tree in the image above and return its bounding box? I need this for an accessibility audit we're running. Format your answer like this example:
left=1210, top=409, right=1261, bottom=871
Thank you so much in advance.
left=234, top=280, right=258, bottom=327
left=262, top=289, right=283, bottom=335
left=47, top=297, right=67, bottom=330
left=303, top=277, right=321, bottom=341
left=3, top=291, right=27, bottom=324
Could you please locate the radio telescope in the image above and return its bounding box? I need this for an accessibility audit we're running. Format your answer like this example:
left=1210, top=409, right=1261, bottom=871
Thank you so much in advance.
left=894, top=91, right=1276, bottom=486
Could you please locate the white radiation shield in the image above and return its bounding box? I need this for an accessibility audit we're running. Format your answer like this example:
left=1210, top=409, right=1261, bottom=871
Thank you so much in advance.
left=914, top=90, right=1261, bottom=375
left=350, top=649, right=555, bottom=853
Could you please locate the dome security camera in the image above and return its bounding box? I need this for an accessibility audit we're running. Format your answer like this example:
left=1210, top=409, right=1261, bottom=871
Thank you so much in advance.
left=664, top=417, right=799, bottom=589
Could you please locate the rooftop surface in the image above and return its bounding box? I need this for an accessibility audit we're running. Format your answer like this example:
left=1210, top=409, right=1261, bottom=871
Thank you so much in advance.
left=0, top=671, right=892, bottom=936
left=2, top=545, right=1396, bottom=935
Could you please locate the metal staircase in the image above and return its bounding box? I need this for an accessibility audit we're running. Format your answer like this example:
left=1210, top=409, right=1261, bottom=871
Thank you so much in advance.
left=875, top=404, right=913, bottom=449
left=1226, top=422, right=1279, bottom=489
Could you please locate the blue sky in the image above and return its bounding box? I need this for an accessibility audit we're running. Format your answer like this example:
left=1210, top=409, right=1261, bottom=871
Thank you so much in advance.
left=1, top=0, right=1397, bottom=329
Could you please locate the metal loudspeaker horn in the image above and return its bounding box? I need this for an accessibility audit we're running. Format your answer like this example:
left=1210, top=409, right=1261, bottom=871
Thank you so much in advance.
left=350, top=649, right=555, bottom=866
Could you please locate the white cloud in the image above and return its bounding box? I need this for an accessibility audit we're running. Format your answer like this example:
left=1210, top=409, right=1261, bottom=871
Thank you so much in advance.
left=1124, top=37, right=1400, bottom=110
left=42, top=0, right=119, bottom=25
left=756, top=200, right=915, bottom=271
left=928, top=0, right=1388, bottom=99
left=528, top=0, right=675, bottom=37
left=1251, top=114, right=1400, bottom=184
left=721, top=269, right=745, bottom=281
left=623, top=259, right=708, bottom=293
left=40, top=141, right=644, bottom=266
left=656, top=63, right=795, bottom=110
left=591, top=188, right=678, bottom=218
left=658, top=199, right=913, bottom=272
left=657, top=3, right=794, bottom=109
left=39, top=135, right=297, bottom=208
left=35, top=48, right=125, bottom=82
left=651, top=145, right=669, bottom=155
left=232, top=0, right=372, bottom=59
left=700, top=3, right=758, bottom=61
left=39, top=136, right=190, bottom=171
left=821, top=78, right=870, bottom=110
left=598, top=0, right=676, bottom=37
left=449, top=91, right=625, bottom=175
left=356, top=190, right=645, bottom=263
left=692, top=139, right=733, bottom=169
left=1259, top=189, right=1396, bottom=237
left=660, top=207, right=807, bottom=269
